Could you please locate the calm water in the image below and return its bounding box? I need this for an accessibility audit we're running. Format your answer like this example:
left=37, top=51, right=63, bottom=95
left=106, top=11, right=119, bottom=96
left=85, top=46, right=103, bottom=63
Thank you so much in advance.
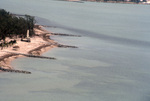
left=0, top=0, right=150, bottom=101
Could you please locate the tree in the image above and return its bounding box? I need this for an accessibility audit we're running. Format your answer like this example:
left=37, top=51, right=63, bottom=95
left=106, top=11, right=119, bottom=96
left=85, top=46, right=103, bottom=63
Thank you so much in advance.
left=25, top=15, right=36, bottom=36
left=0, top=9, right=36, bottom=41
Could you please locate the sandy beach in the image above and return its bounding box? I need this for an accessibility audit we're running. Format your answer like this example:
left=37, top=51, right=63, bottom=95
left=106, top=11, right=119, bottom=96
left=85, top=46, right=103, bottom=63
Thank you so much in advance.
left=0, top=25, right=56, bottom=71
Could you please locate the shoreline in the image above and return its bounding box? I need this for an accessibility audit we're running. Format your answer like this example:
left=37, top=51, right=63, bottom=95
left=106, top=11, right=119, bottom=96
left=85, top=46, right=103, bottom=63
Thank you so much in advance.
left=66, top=0, right=150, bottom=5
left=0, top=25, right=57, bottom=71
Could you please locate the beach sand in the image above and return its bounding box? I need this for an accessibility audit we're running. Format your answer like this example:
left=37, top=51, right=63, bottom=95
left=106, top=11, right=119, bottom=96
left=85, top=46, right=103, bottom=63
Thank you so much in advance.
left=0, top=25, right=56, bottom=71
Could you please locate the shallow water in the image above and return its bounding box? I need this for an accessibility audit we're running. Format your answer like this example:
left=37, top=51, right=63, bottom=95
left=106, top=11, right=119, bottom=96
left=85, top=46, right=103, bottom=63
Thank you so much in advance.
left=0, top=0, right=150, bottom=101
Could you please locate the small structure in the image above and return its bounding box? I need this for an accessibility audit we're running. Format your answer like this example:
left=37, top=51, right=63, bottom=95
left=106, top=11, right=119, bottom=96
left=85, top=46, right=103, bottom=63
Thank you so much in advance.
left=21, top=30, right=31, bottom=42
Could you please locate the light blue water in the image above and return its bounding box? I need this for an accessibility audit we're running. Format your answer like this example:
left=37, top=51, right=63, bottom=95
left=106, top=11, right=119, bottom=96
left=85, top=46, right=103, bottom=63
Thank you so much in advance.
left=0, top=0, right=150, bottom=101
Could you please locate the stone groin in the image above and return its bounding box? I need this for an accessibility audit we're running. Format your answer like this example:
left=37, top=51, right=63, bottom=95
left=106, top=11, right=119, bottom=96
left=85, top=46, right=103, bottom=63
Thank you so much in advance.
left=50, top=43, right=78, bottom=48
left=40, top=25, right=57, bottom=28
left=23, top=53, right=56, bottom=59
left=2, top=51, right=56, bottom=60
left=56, top=44, right=78, bottom=48
left=50, top=33, right=81, bottom=37
left=0, top=67, right=31, bottom=74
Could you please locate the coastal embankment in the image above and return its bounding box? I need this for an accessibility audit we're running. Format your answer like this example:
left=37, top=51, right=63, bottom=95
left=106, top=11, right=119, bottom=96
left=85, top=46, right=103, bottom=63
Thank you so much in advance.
left=0, top=25, right=79, bottom=74
left=0, top=25, right=57, bottom=73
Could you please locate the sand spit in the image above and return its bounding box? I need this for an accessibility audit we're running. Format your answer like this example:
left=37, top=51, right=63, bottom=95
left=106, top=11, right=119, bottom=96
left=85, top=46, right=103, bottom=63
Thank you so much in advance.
left=0, top=25, right=57, bottom=71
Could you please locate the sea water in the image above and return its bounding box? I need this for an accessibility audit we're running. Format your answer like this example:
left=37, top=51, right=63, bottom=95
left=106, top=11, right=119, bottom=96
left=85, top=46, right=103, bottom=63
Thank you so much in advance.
left=0, top=0, right=150, bottom=101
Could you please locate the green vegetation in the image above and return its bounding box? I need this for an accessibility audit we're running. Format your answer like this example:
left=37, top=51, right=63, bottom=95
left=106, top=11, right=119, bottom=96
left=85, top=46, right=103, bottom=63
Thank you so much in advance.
left=0, top=40, right=16, bottom=50
left=0, top=9, right=36, bottom=41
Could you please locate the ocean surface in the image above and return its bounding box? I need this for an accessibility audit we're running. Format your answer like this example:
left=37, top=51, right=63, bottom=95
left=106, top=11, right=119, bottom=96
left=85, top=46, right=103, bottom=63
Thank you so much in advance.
left=0, top=0, right=150, bottom=101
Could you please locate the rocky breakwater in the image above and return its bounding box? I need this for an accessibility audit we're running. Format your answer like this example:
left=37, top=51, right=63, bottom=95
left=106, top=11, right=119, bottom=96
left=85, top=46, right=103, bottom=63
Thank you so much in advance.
left=0, top=67, right=31, bottom=74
